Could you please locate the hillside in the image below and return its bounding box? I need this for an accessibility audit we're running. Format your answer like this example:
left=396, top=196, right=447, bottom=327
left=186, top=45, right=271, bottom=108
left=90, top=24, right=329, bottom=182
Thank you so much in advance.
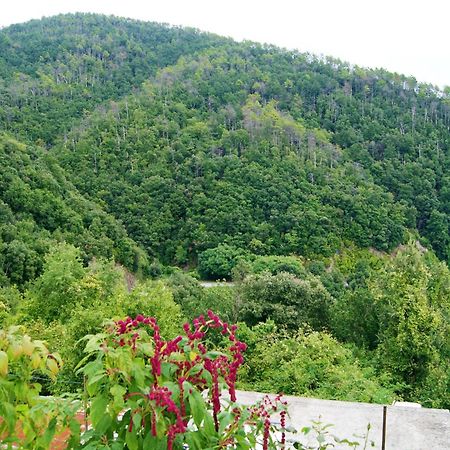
left=0, top=13, right=230, bottom=146
left=0, top=133, right=147, bottom=286
left=0, top=13, right=449, bottom=275
left=0, top=14, right=449, bottom=414
left=55, top=53, right=409, bottom=265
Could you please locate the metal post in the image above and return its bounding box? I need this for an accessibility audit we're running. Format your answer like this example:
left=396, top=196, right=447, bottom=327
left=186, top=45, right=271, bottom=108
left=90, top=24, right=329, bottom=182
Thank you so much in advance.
left=381, top=405, right=387, bottom=450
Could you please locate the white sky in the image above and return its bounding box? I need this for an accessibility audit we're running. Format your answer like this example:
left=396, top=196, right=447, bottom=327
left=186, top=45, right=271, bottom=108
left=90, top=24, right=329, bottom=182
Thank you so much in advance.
left=1, top=0, right=449, bottom=88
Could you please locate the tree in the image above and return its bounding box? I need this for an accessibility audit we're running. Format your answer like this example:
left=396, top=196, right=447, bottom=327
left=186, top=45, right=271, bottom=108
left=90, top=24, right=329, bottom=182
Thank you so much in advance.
left=22, top=243, right=86, bottom=324
left=370, top=243, right=450, bottom=406
left=239, top=271, right=332, bottom=330
left=238, top=322, right=395, bottom=403
left=197, top=244, right=244, bottom=280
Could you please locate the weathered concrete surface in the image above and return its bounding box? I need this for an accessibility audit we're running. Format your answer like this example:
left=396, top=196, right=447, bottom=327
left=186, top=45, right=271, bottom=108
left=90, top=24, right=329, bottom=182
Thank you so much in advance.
left=235, top=390, right=450, bottom=449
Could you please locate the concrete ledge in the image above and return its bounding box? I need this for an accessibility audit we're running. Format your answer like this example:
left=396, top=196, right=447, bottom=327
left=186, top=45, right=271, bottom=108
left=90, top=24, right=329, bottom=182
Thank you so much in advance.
left=235, top=390, right=450, bottom=449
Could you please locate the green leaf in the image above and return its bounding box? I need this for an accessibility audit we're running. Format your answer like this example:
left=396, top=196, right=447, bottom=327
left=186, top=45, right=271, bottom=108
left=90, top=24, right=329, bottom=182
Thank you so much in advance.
left=132, top=413, right=142, bottom=430
left=203, top=411, right=216, bottom=436
left=218, top=411, right=234, bottom=434
left=143, top=432, right=167, bottom=450
left=95, top=413, right=113, bottom=435
left=0, top=402, right=16, bottom=433
left=235, top=434, right=252, bottom=449
left=188, top=389, right=205, bottom=428
left=110, top=384, right=126, bottom=402
left=161, top=361, right=178, bottom=380
left=109, top=384, right=127, bottom=414
left=38, top=416, right=57, bottom=448
left=87, top=371, right=106, bottom=387
left=90, top=395, right=108, bottom=427
left=126, top=429, right=139, bottom=450
left=203, top=350, right=226, bottom=359
left=185, top=432, right=205, bottom=450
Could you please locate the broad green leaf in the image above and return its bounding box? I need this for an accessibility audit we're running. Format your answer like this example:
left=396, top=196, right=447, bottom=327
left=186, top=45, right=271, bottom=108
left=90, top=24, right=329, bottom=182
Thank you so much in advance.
left=188, top=389, right=205, bottom=428
left=125, top=429, right=139, bottom=450
left=203, top=411, right=216, bottom=436
left=90, top=395, right=108, bottom=427
left=132, top=413, right=142, bottom=430
left=218, top=411, right=234, bottom=434
left=95, top=413, right=113, bottom=435
left=185, top=432, right=204, bottom=450
left=143, top=432, right=167, bottom=450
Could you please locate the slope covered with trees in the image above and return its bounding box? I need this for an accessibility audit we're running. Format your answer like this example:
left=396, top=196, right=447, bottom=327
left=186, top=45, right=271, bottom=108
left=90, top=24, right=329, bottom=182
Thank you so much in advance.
left=0, top=133, right=148, bottom=287
left=0, top=13, right=230, bottom=146
left=0, top=14, right=449, bottom=415
left=1, top=14, right=448, bottom=268
left=54, top=53, right=410, bottom=266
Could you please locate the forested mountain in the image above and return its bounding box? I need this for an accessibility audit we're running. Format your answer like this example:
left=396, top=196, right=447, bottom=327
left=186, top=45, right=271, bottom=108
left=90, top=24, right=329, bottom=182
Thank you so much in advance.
left=55, top=55, right=409, bottom=265
left=0, top=13, right=448, bottom=275
left=0, top=14, right=449, bottom=413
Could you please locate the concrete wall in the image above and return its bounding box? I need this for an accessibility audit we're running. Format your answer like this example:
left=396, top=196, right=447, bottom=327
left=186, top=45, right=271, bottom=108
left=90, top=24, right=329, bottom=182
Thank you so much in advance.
left=235, top=390, right=450, bottom=449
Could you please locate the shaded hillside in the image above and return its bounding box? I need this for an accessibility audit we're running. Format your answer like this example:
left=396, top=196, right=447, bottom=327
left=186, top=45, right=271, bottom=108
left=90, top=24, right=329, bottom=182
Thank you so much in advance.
left=0, top=133, right=147, bottom=286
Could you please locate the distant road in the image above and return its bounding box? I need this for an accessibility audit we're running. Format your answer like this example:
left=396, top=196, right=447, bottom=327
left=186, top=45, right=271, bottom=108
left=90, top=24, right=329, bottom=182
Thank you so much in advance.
left=199, top=281, right=235, bottom=288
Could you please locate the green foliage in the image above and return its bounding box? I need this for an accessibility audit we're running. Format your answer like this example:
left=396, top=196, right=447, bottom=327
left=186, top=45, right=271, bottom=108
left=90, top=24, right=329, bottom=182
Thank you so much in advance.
left=78, top=314, right=286, bottom=449
left=369, top=243, right=450, bottom=407
left=0, top=13, right=230, bottom=147
left=123, top=280, right=184, bottom=338
left=0, top=12, right=449, bottom=412
left=52, top=57, right=410, bottom=265
left=238, top=323, right=396, bottom=404
left=167, top=272, right=237, bottom=322
left=0, top=134, right=147, bottom=286
left=198, top=244, right=245, bottom=280
left=239, top=272, right=332, bottom=330
left=0, top=286, right=22, bottom=326
left=249, top=255, right=307, bottom=277
left=166, top=272, right=205, bottom=317
left=295, top=421, right=373, bottom=449
left=21, top=253, right=184, bottom=393
left=22, top=243, right=86, bottom=323
left=324, top=249, right=386, bottom=349
left=202, top=286, right=238, bottom=323
left=0, top=326, right=80, bottom=449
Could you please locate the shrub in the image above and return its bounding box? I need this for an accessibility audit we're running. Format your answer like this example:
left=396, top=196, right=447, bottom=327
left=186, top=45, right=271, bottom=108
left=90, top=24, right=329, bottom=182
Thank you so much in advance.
left=0, top=326, right=80, bottom=448
left=197, top=244, right=244, bottom=280
left=238, top=323, right=396, bottom=404
left=239, top=272, right=332, bottom=330
left=250, top=255, right=306, bottom=277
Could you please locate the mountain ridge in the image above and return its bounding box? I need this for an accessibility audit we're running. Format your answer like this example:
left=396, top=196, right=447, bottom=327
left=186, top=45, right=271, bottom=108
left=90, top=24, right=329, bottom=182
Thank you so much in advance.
left=0, top=13, right=449, bottom=283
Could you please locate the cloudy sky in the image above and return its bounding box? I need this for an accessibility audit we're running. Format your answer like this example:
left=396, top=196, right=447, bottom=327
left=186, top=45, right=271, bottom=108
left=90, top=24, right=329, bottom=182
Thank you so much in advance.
left=1, top=0, right=449, bottom=88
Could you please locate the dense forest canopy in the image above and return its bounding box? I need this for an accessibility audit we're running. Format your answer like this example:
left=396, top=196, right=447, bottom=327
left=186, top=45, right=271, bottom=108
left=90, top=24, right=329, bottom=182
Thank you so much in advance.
left=0, top=13, right=449, bottom=274
left=0, top=13, right=449, bottom=415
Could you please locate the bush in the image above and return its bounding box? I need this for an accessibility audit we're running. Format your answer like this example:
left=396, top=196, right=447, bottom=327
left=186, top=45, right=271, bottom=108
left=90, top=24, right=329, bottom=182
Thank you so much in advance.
left=167, top=272, right=238, bottom=322
left=0, top=326, right=80, bottom=448
left=166, top=272, right=205, bottom=319
left=250, top=255, right=306, bottom=277
left=238, top=322, right=396, bottom=404
left=197, top=244, right=244, bottom=280
left=239, top=272, right=332, bottom=330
